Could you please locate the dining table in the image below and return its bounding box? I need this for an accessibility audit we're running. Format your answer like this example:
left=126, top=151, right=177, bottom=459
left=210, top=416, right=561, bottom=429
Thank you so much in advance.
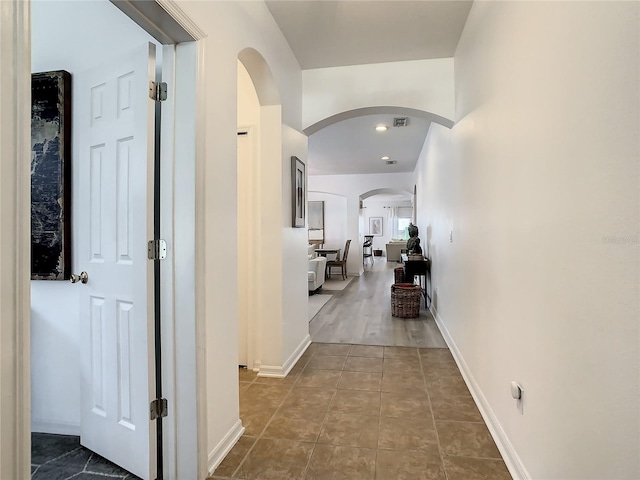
left=314, top=248, right=341, bottom=279
left=314, top=248, right=341, bottom=261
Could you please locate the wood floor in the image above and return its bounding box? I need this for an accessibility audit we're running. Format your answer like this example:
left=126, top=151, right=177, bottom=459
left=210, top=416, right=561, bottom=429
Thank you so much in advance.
left=310, top=259, right=447, bottom=348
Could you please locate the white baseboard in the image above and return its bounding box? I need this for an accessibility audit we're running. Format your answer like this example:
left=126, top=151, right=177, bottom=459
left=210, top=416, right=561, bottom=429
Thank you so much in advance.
left=251, top=360, right=261, bottom=372
left=257, top=364, right=286, bottom=377
left=258, top=334, right=311, bottom=378
left=431, top=307, right=531, bottom=480
left=283, top=334, right=311, bottom=374
left=31, top=419, right=81, bottom=436
left=207, top=418, right=245, bottom=476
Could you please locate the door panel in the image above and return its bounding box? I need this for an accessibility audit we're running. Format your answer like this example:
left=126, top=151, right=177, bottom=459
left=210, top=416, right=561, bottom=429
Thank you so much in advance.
left=77, top=43, right=156, bottom=480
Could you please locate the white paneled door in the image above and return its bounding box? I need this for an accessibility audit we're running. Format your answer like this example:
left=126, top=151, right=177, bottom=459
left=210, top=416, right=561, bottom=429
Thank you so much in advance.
left=77, top=43, right=156, bottom=480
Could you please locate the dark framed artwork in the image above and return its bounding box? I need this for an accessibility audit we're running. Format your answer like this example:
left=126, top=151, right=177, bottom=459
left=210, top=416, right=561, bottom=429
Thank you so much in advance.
left=292, top=156, right=306, bottom=227
left=31, top=70, right=71, bottom=280
left=369, top=216, right=383, bottom=236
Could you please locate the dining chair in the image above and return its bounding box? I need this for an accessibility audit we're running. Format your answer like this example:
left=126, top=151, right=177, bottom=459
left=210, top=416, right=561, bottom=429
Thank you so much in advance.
left=363, top=235, right=374, bottom=266
left=326, top=239, right=351, bottom=280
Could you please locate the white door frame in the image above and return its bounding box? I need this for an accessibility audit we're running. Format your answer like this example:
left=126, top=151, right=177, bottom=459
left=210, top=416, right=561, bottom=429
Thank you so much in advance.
left=0, top=1, right=208, bottom=478
left=0, top=2, right=31, bottom=478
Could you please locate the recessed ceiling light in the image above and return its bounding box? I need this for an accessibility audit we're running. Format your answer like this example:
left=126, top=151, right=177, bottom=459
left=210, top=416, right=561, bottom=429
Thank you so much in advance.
left=381, top=156, right=390, bottom=160
left=375, top=125, right=388, bottom=132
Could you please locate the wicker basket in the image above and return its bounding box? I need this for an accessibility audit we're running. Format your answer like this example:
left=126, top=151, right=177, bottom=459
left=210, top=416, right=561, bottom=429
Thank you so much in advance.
left=391, top=283, right=422, bottom=318
left=394, top=266, right=405, bottom=284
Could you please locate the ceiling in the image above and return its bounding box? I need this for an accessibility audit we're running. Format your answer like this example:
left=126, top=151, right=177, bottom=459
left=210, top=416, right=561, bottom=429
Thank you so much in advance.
left=307, top=113, right=430, bottom=176
left=266, top=1, right=473, bottom=70
left=265, top=1, right=473, bottom=179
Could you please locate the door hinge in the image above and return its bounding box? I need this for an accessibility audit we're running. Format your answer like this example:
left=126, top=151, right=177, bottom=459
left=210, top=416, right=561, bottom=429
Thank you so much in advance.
left=149, top=81, right=167, bottom=102
left=150, top=398, right=168, bottom=420
left=147, top=239, right=167, bottom=260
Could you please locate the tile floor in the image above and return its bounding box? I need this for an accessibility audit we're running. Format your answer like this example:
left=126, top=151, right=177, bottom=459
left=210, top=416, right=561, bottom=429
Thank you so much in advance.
left=210, top=343, right=512, bottom=480
left=31, top=433, right=140, bottom=480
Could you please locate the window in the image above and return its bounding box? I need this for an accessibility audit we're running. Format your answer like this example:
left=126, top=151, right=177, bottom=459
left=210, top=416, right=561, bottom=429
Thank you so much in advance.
left=397, top=207, right=413, bottom=239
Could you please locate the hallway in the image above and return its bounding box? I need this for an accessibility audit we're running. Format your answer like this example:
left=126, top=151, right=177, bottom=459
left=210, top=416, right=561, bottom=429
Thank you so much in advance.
left=210, top=263, right=512, bottom=479
left=310, top=261, right=445, bottom=347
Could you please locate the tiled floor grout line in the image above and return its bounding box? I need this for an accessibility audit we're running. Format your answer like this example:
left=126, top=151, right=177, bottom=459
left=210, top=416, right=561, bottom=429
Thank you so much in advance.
left=374, top=382, right=383, bottom=480
left=230, top=370, right=299, bottom=479
left=34, top=445, right=84, bottom=473
left=302, top=357, right=339, bottom=480
left=417, top=347, right=451, bottom=480
left=81, top=451, right=94, bottom=473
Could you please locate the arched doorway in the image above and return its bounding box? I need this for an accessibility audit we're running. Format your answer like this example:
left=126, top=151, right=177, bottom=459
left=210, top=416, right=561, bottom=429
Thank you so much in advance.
left=236, top=49, right=282, bottom=372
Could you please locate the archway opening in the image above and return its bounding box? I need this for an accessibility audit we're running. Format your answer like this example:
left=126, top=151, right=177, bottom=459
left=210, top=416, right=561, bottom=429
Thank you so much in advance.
left=359, top=188, right=413, bottom=263
left=236, top=48, right=282, bottom=373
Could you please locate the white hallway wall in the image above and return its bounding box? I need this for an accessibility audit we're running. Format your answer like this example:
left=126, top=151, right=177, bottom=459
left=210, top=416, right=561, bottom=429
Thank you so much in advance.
left=175, top=1, right=307, bottom=472
left=308, top=192, right=348, bottom=251
left=416, top=2, right=639, bottom=479
left=237, top=61, right=261, bottom=370
left=30, top=0, right=159, bottom=434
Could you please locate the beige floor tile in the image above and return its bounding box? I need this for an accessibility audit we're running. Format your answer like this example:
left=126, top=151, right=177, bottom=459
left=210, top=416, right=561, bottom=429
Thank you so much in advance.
left=436, top=421, right=502, bottom=458
left=219, top=342, right=511, bottom=480
left=295, top=355, right=313, bottom=368
left=306, top=355, right=347, bottom=371
left=241, top=383, right=291, bottom=409
left=419, top=348, right=455, bottom=363
left=344, top=356, right=383, bottom=373
left=234, top=438, right=314, bottom=480
left=305, top=444, right=376, bottom=480
left=425, top=375, right=470, bottom=397
left=378, top=415, right=437, bottom=450
left=302, top=343, right=321, bottom=356
left=317, top=413, right=379, bottom=448
left=283, top=387, right=336, bottom=410
left=328, top=389, right=381, bottom=416
left=443, top=456, right=512, bottom=480
left=239, top=368, right=257, bottom=382
left=380, top=372, right=426, bottom=392
left=337, top=371, right=382, bottom=391
left=376, top=446, right=446, bottom=480
left=421, top=361, right=462, bottom=379
left=380, top=390, right=431, bottom=418
left=213, top=436, right=256, bottom=477
left=253, top=372, right=300, bottom=385
left=382, top=357, right=422, bottom=374
left=431, top=395, right=482, bottom=422
left=384, top=346, right=420, bottom=359
left=313, top=343, right=352, bottom=356
left=239, top=408, right=277, bottom=436
left=296, top=369, right=342, bottom=389
left=348, top=345, right=384, bottom=358
left=262, top=408, right=326, bottom=442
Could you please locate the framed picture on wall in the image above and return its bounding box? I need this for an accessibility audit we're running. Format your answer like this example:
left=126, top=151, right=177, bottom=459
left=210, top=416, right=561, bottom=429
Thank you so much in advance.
left=369, top=217, right=383, bottom=236
left=291, top=156, right=306, bottom=227
left=308, top=200, right=324, bottom=244
left=31, top=70, right=72, bottom=280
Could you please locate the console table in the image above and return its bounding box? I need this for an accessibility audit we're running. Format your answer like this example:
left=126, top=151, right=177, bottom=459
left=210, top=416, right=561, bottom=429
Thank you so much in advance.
left=401, top=254, right=432, bottom=309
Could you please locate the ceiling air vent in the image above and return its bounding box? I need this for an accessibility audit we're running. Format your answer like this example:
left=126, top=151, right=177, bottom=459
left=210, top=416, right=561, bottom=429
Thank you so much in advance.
left=385, top=160, right=397, bottom=165
left=393, top=117, right=409, bottom=127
